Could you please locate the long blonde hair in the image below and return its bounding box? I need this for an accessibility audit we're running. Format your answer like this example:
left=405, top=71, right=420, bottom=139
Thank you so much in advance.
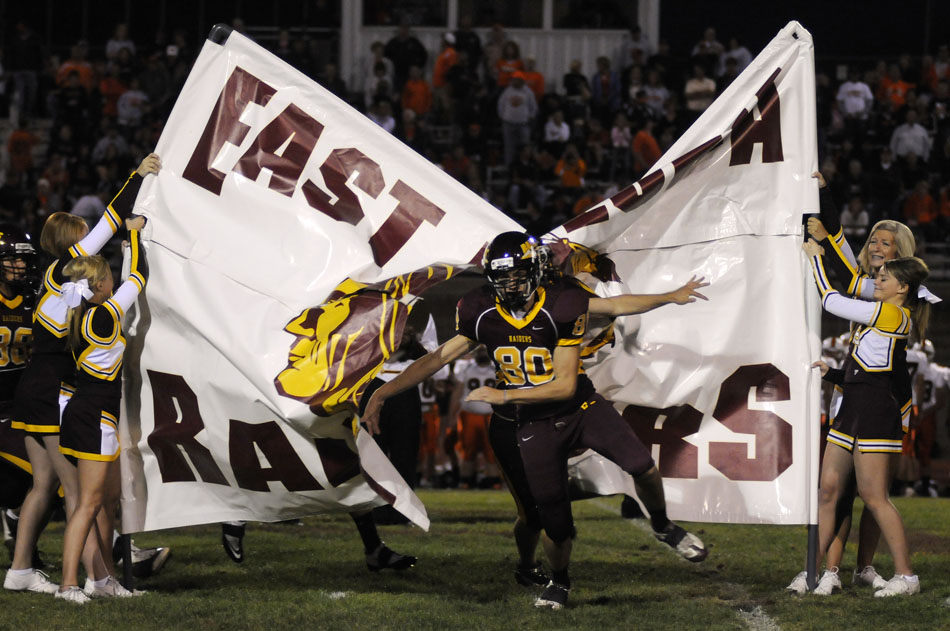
left=40, top=212, right=88, bottom=259
left=62, top=256, right=111, bottom=350
left=882, top=256, right=930, bottom=343
left=856, top=220, right=915, bottom=275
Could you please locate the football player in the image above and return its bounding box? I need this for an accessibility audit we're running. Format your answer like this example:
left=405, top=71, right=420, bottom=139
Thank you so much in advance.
left=0, top=225, right=40, bottom=564
left=446, top=347, right=499, bottom=488
left=363, top=231, right=709, bottom=610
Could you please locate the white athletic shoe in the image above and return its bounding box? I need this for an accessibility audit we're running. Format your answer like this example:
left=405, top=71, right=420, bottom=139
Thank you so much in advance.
left=83, top=576, right=144, bottom=598
left=653, top=523, right=708, bottom=562
left=853, top=565, right=887, bottom=589
left=874, top=575, right=920, bottom=597
left=3, top=568, right=59, bottom=594
left=54, top=586, right=91, bottom=604
left=812, top=567, right=842, bottom=595
left=786, top=570, right=808, bottom=595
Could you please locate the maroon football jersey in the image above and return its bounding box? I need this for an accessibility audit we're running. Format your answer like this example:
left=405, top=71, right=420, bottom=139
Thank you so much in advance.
left=456, top=279, right=595, bottom=423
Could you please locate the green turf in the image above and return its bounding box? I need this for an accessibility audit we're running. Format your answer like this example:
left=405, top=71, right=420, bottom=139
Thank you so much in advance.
left=1, top=491, right=948, bottom=631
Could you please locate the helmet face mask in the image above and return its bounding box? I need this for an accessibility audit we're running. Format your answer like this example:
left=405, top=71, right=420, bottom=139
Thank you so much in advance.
left=483, top=232, right=545, bottom=311
left=0, top=225, right=39, bottom=296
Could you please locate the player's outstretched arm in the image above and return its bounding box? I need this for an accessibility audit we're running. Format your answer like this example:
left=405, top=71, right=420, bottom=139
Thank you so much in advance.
left=588, top=276, right=709, bottom=317
left=363, top=334, right=477, bottom=435
left=468, top=343, right=580, bottom=405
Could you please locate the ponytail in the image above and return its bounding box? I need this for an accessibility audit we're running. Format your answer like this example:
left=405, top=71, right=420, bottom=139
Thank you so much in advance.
left=62, top=256, right=111, bottom=350
left=882, top=257, right=931, bottom=343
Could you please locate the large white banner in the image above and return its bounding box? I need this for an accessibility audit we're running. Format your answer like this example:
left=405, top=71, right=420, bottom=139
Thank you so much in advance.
left=553, top=21, right=822, bottom=524
left=119, top=30, right=520, bottom=532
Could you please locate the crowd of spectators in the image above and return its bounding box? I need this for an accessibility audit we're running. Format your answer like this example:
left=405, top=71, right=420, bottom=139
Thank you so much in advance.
left=3, top=18, right=950, bottom=251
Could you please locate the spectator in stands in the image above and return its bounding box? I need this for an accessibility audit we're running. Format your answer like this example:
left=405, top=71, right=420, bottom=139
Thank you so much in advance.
left=496, top=41, right=524, bottom=90
left=445, top=50, right=478, bottom=112
left=98, top=65, right=127, bottom=120
left=359, top=41, right=395, bottom=96
left=617, top=25, right=653, bottom=74
left=926, top=45, right=950, bottom=92
left=632, top=117, right=662, bottom=178
left=402, top=65, right=433, bottom=119
left=891, top=109, right=932, bottom=162
left=117, top=77, right=149, bottom=133
left=590, top=56, right=621, bottom=126
left=368, top=100, right=396, bottom=134
left=622, top=65, right=645, bottom=106
left=365, top=63, right=394, bottom=110
left=841, top=195, right=871, bottom=240
left=648, top=39, right=686, bottom=95
left=138, top=53, right=172, bottom=117
left=384, top=24, right=428, bottom=93
left=642, top=69, right=670, bottom=118
left=716, top=57, right=740, bottom=95
left=522, top=58, right=545, bottom=103
left=562, top=59, right=591, bottom=123
left=54, top=71, right=92, bottom=134
left=837, top=68, right=874, bottom=140
left=318, top=63, right=348, bottom=101
left=483, top=23, right=508, bottom=87
left=56, top=42, right=95, bottom=92
left=92, top=126, right=130, bottom=164
left=572, top=185, right=604, bottom=216
left=583, top=117, right=610, bottom=176
left=899, top=152, right=928, bottom=194
left=723, top=37, right=752, bottom=73
left=6, top=21, right=46, bottom=119
left=878, top=64, right=914, bottom=109
left=691, top=27, right=724, bottom=77
left=542, top=109, right=570, bottom=158
left=441, top=144, right=475, bottom=188
left=684, top=64, right=716, bottom=118
left=554, top=143, right=587, bottom=190
left=498, top=71, right=537, bottom=167
left=454, top=15, right=482, bottom=73
left=903, top=179, right=938, bottom=238
left=7, top=119, right=38, bottom=179
left=70, top=186, right=108, bottom=223
left=610, top=112, right=633, bottom=180
left=507, top=143, right=541, bottom=211
left=432, top=33, right=458, bottom=91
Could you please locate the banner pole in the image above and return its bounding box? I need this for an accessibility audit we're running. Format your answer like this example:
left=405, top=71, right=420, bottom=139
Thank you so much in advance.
left=806, top=524, right=818, bottom=589
left=120, top=533, right=134, bottom=589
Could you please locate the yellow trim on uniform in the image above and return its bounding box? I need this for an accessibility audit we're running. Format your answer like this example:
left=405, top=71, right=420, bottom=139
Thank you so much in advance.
left=495, top=287, right=547, bottom=330
left=82, top=307, right=118, bottom=346
left=557, top=338, right=582, bottom=346
left=10, top=420, right=59, bottom=433
left=103, top=207, right=120, bottom=232
left=58, top=446, right=120, bottom=462
left=871, top=303, right=910, bottom=333
left=100, top=411, right=118, bottom=429
left=128, top=229, right=140, bottom=274
left=69, top=243, right=88, bottom=258
left=0, top=294, right=23, bottom=309
left=0, top=451, right=33, bottom=474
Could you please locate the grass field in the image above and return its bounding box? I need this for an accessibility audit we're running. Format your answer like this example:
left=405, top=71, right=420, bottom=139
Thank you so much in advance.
left=1, top=491, right=949, bottom=631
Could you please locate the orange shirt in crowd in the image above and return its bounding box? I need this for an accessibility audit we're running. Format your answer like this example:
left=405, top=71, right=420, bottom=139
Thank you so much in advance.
left=878, top=77, right=914, bottom=108
left=523, top=70, right=545, bottom=101
left=496, top=58, right=525, bottom=88
left=554, top=158, right=587, bottom=187
left=402, top=79, right=433, bottom=116
left=7, top=128, right=38, bottom=174
left=56, top=60, right=95, bottom=91
left=433, top=46, right=458, bottom=88
left=903, top=191, right=937, bottom=225
left=99, top=76, right=127, bottom=117
left=632, top=129, right=662, bottom=174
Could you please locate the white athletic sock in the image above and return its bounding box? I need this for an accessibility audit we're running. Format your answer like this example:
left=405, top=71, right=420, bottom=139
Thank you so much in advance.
left=5, top=509, right=17, bottom=520
left=902, top=574, right=919, bottom=582
left=92, top=576, right=111, bottom=588
left=9, top=568, right=32, bottom=576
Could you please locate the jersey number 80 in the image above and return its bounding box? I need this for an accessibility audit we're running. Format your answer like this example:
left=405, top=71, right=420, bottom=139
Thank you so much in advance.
left=493, top=346, right=554, bottom=386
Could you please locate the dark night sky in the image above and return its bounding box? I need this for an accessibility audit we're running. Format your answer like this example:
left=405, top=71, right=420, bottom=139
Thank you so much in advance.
left=660, top=0, right=950, bottom=61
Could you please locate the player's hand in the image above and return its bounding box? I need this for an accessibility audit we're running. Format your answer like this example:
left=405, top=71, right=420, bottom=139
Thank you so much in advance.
left=812, top=171, right=827, bottom=189
left=467, top=386, right=504, bottom=405
left=137, top=153, right=162, bottom=176
left=126, top=215, right=146, bottom=231
left=803, top=238, right=824, bottom=257
left=361, top=392, right=384, bottom=435
left=811, top=360, right=829, bottom=377
left=806, top=216, right=830, bottom=241
left=670, top=276, right=709, bottom=304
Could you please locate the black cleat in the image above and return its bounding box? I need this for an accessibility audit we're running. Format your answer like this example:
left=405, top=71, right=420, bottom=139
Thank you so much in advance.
left=653, top=522, right=708, bottom=562
left=534, top=580, right=570, bottom=610
left=366, top=544, right=416, bottom=572
left=221, top=522, right=246, bottom=563
left=514, top=562, right=550, bottom=587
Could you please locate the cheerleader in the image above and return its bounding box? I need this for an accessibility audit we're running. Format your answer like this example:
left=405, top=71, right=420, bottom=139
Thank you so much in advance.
left=804, top=238, right=931, bottom=597
left=55, top=225, right=149, bottom=604
left=3, top=154, right=159, bottom=598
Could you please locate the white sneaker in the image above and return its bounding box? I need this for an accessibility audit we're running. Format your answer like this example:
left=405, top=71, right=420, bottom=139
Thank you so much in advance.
left=653, top=523, right=708, bottom=562
left=874, top=574, right=920, bottom=597
left=812, top=568, right=842, bottom=595
left=4, top=568, right=59, bottom=594
left=786, top=570, right=808, bottom=594
left=853, top=565, right=887, bottom=589
left=83, top=575, right=145, bottom=598
left=54, top=586, right=91, bottom=604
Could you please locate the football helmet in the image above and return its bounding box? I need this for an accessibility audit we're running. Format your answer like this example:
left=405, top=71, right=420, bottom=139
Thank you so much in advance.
left=0, top=224, right=39, bottom=295
left=483, top=232, right=546, bottom=310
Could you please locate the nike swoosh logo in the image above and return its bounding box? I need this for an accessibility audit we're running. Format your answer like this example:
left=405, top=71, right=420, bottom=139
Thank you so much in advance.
left=531, top=326, right=544, bottom=330
left=521, top=435, right=534, bottom=442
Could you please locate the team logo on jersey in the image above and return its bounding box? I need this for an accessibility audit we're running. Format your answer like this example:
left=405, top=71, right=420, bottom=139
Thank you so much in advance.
left=274, top=266, right=456, bottom=416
